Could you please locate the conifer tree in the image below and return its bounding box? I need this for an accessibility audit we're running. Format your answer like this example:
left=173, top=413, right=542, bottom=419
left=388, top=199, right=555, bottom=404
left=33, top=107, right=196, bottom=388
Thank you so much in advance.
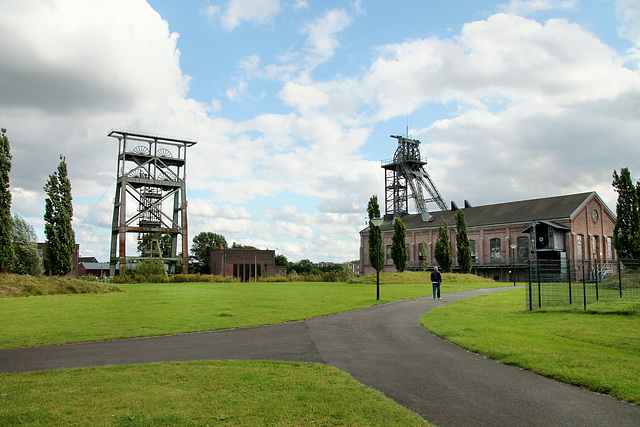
left=367, top=195, right=383, bottom=272
left=455, top=210, right=472, bottom=274
left=612, top=168, right=640, bottom=259
left=391, top=217, right=407, bottom=272
left=0, top=128, right=13, bottom=272
left=434, top=218, right=452, bottom=272
left=44, top=156, right=75, bottom=275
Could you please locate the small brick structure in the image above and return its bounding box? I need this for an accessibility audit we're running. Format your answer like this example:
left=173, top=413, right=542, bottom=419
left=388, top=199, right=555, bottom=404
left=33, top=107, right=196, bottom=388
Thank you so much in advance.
left=208, top=249, right=278, bottom=281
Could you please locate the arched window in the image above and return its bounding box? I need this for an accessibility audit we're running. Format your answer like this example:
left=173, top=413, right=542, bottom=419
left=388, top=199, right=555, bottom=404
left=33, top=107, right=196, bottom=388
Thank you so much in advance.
left=490, top=238, right=501, bottom=260
left=517, top=237, right=529, bottom=261
left=386, top=245, right=393, bottom=265
left=576, top=235, right=584, bottom=260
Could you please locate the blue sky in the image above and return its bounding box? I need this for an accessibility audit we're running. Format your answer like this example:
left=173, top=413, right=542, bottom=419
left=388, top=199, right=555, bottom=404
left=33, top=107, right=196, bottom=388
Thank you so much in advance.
left=1, top=0, right=639, bottom=263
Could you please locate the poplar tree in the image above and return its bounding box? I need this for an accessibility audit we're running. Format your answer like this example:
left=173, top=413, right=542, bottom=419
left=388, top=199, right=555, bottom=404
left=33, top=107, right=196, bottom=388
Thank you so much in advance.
left=456, top=210, right=472, bottom=274
left=44, top=156, right=75, bottom=275
left=367, top=195, right=383, bottom=272
left=434, top=218, right=452, bottom=272
left=612, top=168, right=640, bottom=259
left=0, top=128, right=13, bottom=272
left=391, top=217, right=407, bottom=272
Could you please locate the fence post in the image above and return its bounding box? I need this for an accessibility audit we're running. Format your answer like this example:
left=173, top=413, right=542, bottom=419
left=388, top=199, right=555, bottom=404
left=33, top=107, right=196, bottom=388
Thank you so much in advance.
left=618, top=258, right=623, bottom=298
left=595, top=259, right=599, bottom=301
left=582, top=259, right=587, bottom=311
left=537, top=257, right=541, bottom=309
left=528, top=259, right=533, bottom=311
left=568, top=257, right=572, bottom=305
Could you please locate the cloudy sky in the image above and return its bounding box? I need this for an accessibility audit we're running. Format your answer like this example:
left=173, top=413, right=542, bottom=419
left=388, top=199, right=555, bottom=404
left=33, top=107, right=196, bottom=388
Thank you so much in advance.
left=1, top=0, right=639, bottom=264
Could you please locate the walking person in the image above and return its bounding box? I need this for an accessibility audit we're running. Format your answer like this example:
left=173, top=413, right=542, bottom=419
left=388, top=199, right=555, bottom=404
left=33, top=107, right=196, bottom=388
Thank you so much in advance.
left=431, top=266, right=442, bottom=300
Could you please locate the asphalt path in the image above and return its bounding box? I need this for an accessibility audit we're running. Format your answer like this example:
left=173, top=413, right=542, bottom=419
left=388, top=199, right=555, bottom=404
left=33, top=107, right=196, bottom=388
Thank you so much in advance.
left=1, top=286, right=638, bottom=426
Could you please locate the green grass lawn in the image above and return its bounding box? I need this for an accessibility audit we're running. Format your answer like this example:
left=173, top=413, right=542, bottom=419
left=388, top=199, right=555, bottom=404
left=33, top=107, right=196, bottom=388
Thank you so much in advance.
left=0, top=275, right=502, bottom=349
left=421, top=287, right=640, bottom=404
left=0, top=274, right=499, bottom=425
left=19, top=274, right=634, bottom=425
left=0, top=361, right=429, bottom=426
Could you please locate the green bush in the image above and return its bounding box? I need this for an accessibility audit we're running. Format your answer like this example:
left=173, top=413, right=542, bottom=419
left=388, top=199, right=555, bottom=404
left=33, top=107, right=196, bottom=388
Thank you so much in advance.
left=136, top=259, right=167, bottom=277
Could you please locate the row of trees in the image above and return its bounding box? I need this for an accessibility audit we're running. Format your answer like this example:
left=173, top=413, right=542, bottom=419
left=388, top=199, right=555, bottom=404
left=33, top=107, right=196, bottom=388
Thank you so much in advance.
left=366, top=195, right=472, bottom=274
left=0, top=128, right=75, bottom=276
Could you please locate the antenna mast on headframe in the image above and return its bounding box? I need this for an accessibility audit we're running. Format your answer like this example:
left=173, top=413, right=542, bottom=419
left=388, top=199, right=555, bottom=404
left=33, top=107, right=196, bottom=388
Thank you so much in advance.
left=405, top=106, right=409, bottom=138
left=381, top=135, right=446, bottom=221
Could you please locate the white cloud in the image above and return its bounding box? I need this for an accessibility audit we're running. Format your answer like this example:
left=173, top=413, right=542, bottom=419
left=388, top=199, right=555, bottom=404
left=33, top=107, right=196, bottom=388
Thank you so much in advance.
left=275, top=221, right=315, bottom=239
left=277, top=11, right=640, bottom=212
left=316, top=197, right=362, bottom=213
left=616, top=0, right=640, bottom=42
left=206, top=0, right=281, bottom=31
left=301, top=8, right=352, bottom=67
left=353, top=13, right=634, bottom=122
left=247, top=7, right=354, bottom=84
left=188, top=199, right=254, bottom=220
left=0, top=0, right=188, bottom=114
left=266, top=205, right=310, bottom=223
left=10, top=187, right=41, bottom=218
left=292, top=0, right=309, bottom=10
left=225, top=79, right=249, bottom=100
left=279, top=81, right=330, bottom=113
left=498, top=0, right=577, bottom=16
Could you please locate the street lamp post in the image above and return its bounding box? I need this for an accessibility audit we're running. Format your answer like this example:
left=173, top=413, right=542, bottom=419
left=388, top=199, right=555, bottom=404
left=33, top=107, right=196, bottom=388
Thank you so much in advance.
left=371, top=218, right=384, bottom=301
left=510, top=243, right=517, bottom=286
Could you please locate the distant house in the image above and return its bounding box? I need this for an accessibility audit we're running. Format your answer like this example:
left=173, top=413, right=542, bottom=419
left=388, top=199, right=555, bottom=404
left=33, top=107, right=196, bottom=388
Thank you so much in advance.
left=359, top=192, right=616, bottom=282
left=78, top=262, right=112, bottom=277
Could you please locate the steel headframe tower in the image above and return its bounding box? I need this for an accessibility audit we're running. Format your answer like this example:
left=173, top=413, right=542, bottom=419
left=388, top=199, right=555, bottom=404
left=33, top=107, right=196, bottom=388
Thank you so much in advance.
left=381, top=135, right=446, bottom=221
left=108, top=129, right=197, bottom=276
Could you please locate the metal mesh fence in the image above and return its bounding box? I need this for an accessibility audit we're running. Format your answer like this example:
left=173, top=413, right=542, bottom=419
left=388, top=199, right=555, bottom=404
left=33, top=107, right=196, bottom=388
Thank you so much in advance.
left=526, top=258, right=640, bottom=310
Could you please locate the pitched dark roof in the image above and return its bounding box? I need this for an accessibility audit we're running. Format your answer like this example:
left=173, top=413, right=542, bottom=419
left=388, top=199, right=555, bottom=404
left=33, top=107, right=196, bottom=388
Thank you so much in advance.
left=368, top=192, right=604, bottom=232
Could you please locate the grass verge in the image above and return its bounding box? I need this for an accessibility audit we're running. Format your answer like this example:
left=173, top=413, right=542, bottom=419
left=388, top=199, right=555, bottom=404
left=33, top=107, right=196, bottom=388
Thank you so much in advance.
left=421, top=288, right=640, bottom=404
left=0, top=275, right=501, bottom=349
left=0, top=273, right=121, bottom=297
left=0, top=360, right=429, bottom=426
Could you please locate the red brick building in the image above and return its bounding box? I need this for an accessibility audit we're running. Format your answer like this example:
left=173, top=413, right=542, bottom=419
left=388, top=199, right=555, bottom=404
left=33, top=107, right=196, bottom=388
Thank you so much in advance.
left=359, top=192, right=616, bottom=282
left=208, top=249, right=278, bottom=281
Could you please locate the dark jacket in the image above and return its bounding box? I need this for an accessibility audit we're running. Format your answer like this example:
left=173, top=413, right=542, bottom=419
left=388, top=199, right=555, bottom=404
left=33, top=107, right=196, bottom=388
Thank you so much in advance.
left=430, top=270, right=442, bottom=283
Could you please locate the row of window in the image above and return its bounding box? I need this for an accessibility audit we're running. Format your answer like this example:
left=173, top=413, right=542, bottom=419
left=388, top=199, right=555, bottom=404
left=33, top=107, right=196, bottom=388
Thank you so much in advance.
left=384, top=237, right=529, bottom=264
left=381, top=235, right=613, bottom=264
left=576, top=234, right=613, bottom=260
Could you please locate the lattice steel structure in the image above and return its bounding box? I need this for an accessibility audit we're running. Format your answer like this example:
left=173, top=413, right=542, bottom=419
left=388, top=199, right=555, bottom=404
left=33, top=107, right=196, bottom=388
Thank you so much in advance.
left=108, top=129, right=197, bottom=276
left=381, top=135, right=446, bottom=221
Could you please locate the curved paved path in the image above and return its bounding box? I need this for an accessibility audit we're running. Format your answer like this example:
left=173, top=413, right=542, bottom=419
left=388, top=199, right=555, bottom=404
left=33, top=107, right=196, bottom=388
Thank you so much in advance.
left=1, top=287, right=638, bottom=426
